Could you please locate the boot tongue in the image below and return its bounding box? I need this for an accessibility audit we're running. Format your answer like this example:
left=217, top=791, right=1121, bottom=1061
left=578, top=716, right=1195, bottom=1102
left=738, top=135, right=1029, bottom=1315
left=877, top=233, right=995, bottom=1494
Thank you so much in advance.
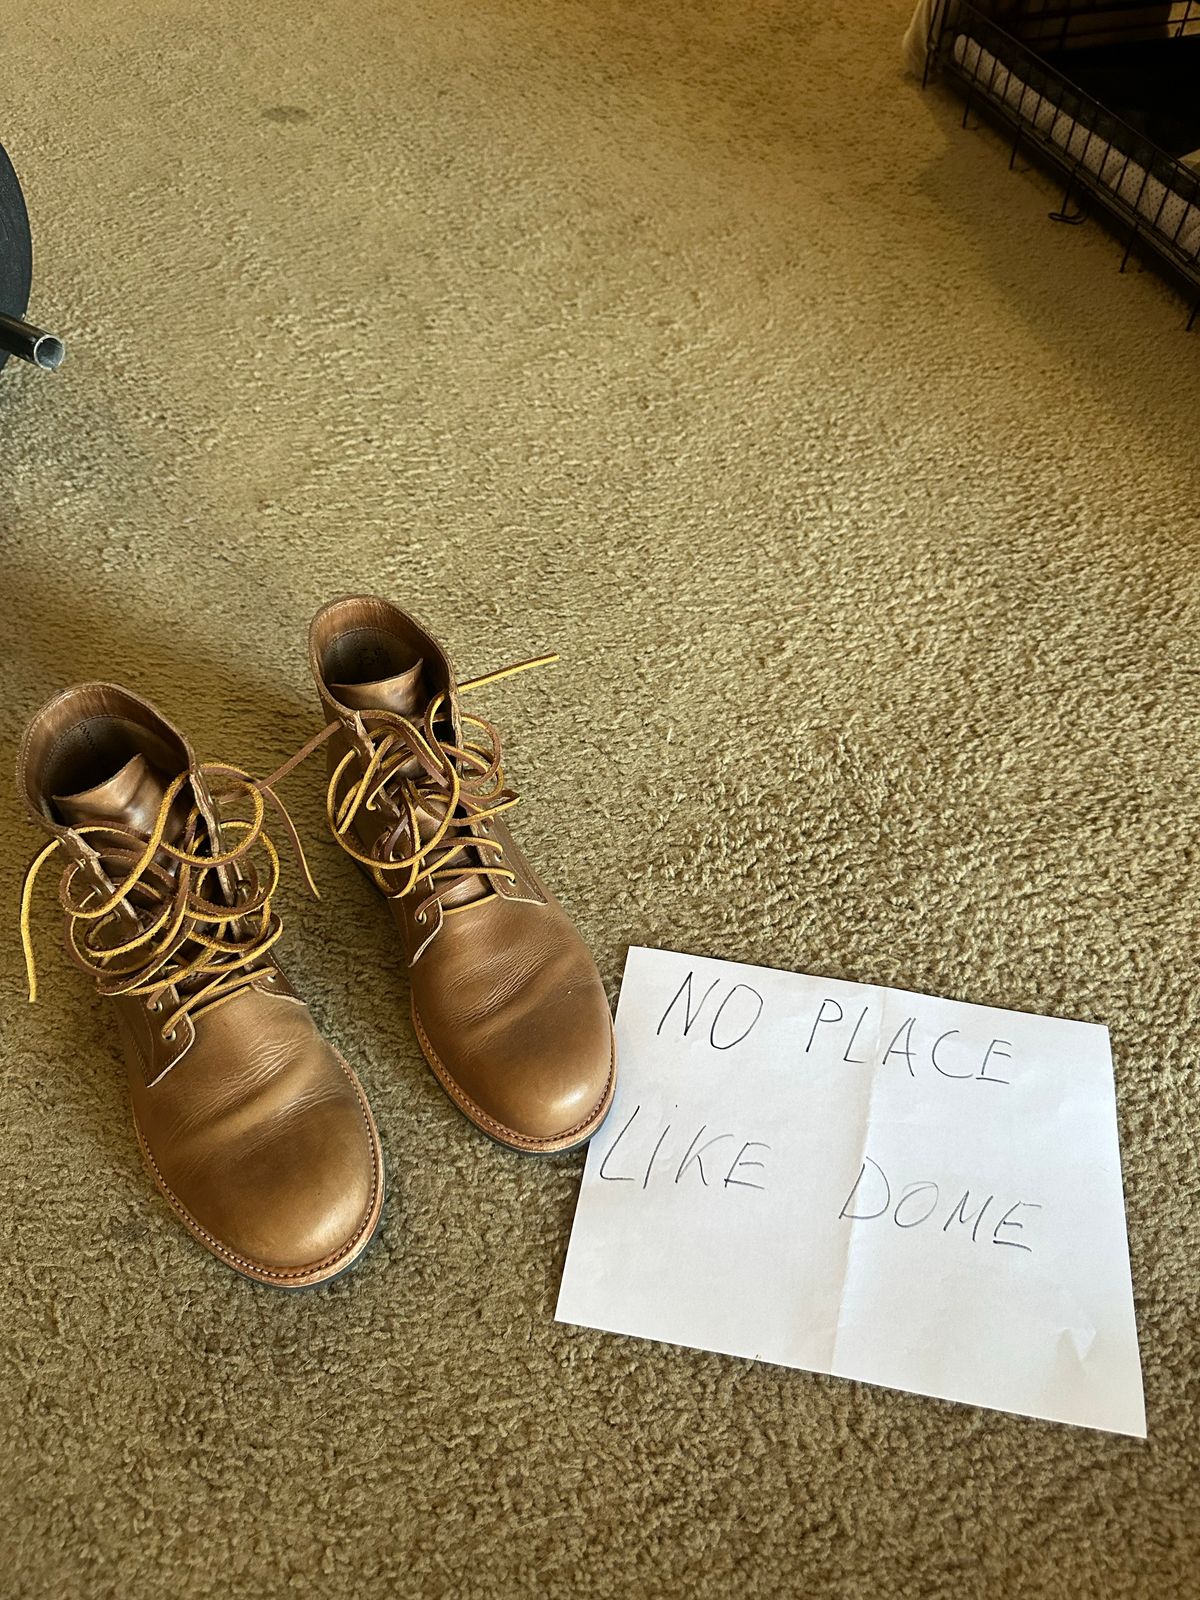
left=54, top=752, right=179, bottom=838
left=54, top=753, right=235, bottom=988
left=332, top=659, right=428, bottom=717
left=53, top=753, right=198, bottom=956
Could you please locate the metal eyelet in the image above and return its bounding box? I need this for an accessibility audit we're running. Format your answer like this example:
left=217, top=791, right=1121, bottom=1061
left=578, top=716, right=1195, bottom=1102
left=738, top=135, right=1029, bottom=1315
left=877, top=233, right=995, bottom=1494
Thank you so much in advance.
left=415, top=911, right=426, bottom=925
left=164, top=1030, right=177, bottom=1043
left=147, top=999, right=161, bottom=1013
left=264, top=972, right=276, bottom=984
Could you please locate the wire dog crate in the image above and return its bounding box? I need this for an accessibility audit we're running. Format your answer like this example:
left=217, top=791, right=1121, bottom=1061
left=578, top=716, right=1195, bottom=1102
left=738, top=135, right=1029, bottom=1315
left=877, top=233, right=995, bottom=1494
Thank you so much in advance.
left=923, top=1, right=1200, bottom=327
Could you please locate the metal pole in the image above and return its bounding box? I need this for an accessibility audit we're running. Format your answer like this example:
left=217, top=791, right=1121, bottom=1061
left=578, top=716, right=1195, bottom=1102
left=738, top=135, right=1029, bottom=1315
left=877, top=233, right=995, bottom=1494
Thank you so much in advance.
left=0, top=311, right=64, bottom=370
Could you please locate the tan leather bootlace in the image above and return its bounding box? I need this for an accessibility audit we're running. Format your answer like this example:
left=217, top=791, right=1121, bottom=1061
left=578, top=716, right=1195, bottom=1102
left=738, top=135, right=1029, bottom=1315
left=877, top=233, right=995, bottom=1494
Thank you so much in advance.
left=19, top=764, right=318, bottom=1044
left=270, top=654, right=557, bottom=960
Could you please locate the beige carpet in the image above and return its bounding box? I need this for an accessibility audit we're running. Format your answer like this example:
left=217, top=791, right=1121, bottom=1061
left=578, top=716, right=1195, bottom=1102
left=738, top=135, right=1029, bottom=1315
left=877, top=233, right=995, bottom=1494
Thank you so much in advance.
left=2, top=3, right=1198, bottom=1595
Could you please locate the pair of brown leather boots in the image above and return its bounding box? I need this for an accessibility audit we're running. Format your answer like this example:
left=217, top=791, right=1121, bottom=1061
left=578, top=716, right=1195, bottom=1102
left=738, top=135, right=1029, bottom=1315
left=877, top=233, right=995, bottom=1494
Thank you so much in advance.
left=17, top=597, right=616, bottom=1288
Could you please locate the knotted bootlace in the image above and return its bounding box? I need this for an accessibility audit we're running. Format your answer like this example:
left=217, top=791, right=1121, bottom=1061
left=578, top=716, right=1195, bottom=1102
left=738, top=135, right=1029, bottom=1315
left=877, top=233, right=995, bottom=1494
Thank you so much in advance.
left=19, top=764, right=318, bottom=1045
left=266, top=654, right=557, bottom=960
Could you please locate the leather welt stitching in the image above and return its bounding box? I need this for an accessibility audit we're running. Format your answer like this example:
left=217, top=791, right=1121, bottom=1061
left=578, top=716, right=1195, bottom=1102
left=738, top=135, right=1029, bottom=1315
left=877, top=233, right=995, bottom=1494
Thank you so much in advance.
left=134, top=1049, right=382, bottom=1282
left=411, top=1004, right=615, bottom=1149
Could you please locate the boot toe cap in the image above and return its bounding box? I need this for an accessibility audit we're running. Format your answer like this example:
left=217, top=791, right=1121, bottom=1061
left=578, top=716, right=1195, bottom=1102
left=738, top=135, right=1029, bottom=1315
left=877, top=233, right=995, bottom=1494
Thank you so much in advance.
left=415, top=983, right=616, bottom=1152
left=222, top=1109, right=382, bottom=1279
left=147, top=1060, right=383, bottom=1285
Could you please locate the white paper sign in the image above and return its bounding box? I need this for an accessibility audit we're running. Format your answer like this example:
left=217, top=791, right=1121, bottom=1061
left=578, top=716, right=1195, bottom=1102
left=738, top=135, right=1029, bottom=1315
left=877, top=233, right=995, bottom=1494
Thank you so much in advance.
left=557, top=947, right=1145, bottom=1437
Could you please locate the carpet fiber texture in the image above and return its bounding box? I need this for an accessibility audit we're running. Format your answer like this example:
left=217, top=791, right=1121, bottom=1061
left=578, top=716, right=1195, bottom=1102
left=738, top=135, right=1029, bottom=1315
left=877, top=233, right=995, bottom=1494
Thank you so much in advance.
left=2, top=3, right=1198, bottom=1596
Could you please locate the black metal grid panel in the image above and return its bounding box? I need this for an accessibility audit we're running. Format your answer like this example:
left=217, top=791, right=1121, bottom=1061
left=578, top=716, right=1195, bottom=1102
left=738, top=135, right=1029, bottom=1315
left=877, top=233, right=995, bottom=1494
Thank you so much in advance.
left=923, top=0, right=1200, bottom=326
left=1013, top=1, right=1200, bottom=50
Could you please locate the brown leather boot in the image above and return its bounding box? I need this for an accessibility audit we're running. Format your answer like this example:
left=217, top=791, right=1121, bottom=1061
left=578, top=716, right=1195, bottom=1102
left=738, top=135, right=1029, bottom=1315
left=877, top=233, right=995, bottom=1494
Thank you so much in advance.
left=17, top=684, right=384, bottom=1288
left=304, top=597, right=616, bottom=1154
